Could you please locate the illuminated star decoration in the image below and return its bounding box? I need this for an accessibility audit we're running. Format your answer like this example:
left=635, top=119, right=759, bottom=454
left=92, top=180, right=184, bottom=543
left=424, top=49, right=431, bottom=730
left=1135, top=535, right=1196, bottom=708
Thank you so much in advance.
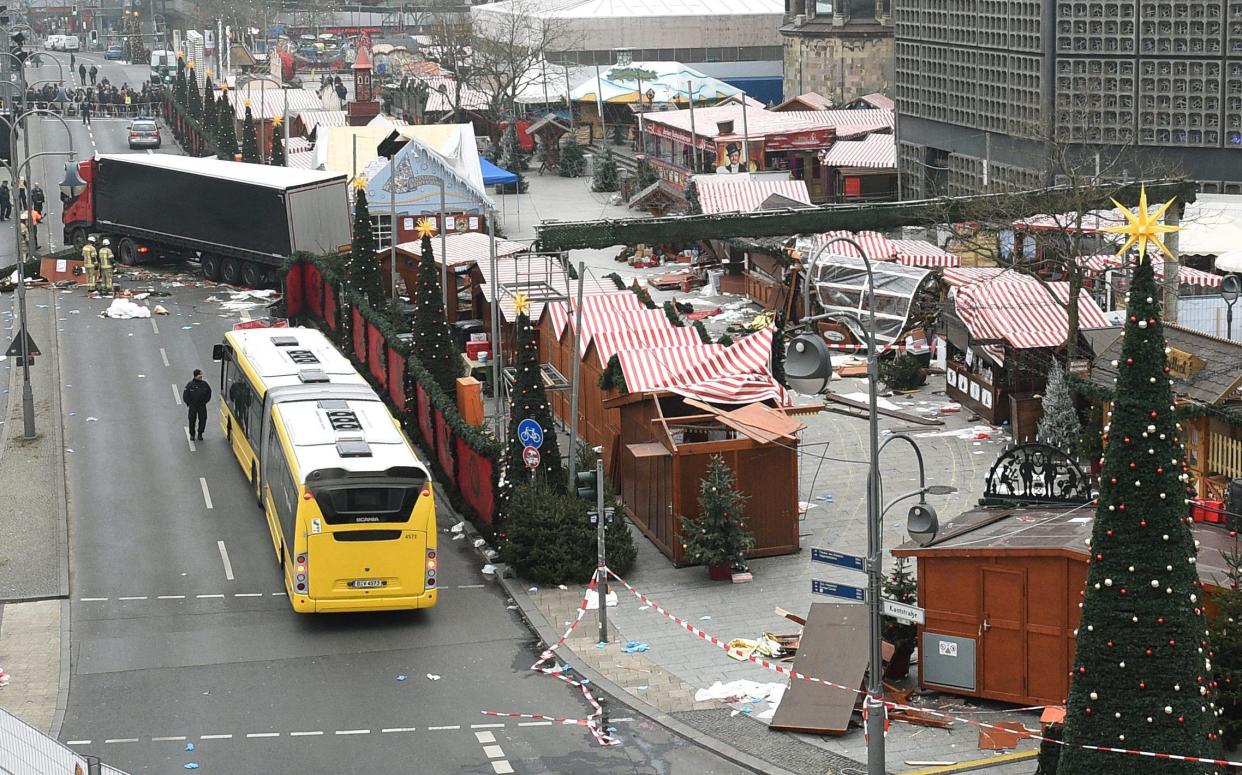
left=271, top=115, right=283, bottom=127
left=513, top=292, right=530, bottom=316
left=414, top=217, right=438, bottom=239
left=353, top=175, right=367, bottom=191
left=1103, top=185, right=1180, bottom=264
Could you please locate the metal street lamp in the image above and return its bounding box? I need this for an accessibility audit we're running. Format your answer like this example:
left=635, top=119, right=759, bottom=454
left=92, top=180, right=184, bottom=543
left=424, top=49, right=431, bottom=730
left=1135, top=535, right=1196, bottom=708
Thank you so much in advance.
left=1222, top=274, right=1240, bottom=340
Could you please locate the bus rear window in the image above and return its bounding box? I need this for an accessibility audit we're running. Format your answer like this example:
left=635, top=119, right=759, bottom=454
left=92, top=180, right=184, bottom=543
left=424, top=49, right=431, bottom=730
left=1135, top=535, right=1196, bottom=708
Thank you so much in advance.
left=316, top=486, right=418, bottom=524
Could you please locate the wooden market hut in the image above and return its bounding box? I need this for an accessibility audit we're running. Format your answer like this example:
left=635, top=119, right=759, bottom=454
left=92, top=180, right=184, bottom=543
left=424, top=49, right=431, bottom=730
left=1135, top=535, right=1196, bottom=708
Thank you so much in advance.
left=607, top=393, right=804, bottom=565
left=1087, top=321, right=1242, bottom=502
left=940, top=269, right=1110, bottom=434
left=385, top=231, right=529, bottom=325
left=892, top=443, right=1232, bottom=706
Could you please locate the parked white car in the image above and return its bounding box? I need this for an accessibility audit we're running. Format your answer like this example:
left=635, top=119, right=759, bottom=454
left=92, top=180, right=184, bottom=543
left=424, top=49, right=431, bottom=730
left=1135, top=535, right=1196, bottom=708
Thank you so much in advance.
left=45, top=35, right=64, bottom=50
left=62, top=35, right=81, bottom=52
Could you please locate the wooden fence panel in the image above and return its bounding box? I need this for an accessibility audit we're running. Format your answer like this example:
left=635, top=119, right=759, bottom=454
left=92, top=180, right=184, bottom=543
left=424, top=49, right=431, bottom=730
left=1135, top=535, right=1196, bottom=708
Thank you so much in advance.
left=457, top=439, right=496, bottom=526
left=367, top=322, right=386, bottom=388
left=387, top=346, right=406, bottom=412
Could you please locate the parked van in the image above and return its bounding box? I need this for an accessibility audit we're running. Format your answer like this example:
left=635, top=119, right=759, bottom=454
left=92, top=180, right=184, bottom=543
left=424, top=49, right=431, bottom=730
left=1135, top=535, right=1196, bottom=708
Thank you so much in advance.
left=61, top=35, right=80, bottom=52
left=45, top=35, right=64, bottom=50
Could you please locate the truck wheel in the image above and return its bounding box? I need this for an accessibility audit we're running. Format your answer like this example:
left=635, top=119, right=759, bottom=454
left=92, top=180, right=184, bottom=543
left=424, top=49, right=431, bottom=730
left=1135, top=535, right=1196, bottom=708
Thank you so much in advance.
left=116, top=237, right=139, bottom=265
left=69, top=227, right=88, bottom=251
left=221, top=258, right=242, bottom=286
left=241, top=262, right=261, bottom=289
left=201, top=254, right=222, bottom=281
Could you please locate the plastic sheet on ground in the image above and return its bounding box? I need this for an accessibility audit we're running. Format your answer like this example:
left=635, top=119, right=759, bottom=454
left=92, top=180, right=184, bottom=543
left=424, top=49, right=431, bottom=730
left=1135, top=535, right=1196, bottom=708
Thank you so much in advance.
left=914, top=424, right=1001, bottom=440
left=837, top=391, right=903, bottom=412
left=103, top=298, right=151, bottom=319
left=585, top=588, right=618, bottom=610
left=620, top=641, right=649, bottom=654
left=694, top=680, right=785, bottom=706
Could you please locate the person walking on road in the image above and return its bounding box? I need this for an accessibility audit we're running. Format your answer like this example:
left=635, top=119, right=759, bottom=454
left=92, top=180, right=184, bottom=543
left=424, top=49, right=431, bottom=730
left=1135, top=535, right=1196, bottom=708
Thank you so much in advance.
left=0, top=181, right=11, bottom=221
left=88, top=64, right=97, bottom=86
left=30, top=184, right=44, bottom=216
left=70, top=52, right=75, bottom=70
left=183, top=370, right=212, bottom=441
left=78, top=62, right=86, bottom=84
left=80, top=235, right=98, bottom=292
left=80, top=96, right=90, bottom=125
left=16, top=178, right=27, bottom=212
left=97, top=238, right=114, bottom=294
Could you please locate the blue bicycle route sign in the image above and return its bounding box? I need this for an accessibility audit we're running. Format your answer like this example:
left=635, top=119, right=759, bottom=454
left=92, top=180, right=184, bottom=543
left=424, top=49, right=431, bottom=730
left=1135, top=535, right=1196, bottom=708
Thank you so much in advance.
left=517, top=418, right=544, bottom=448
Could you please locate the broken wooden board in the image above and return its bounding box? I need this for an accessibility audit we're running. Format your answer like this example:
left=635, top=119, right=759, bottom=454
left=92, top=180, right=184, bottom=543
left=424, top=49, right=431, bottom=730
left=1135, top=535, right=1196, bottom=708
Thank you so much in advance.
left=769, top=602, right=868, bottom=735
left=977, top=721, right=1030, bottom=750
left=823, top=391, right=944, bottom=426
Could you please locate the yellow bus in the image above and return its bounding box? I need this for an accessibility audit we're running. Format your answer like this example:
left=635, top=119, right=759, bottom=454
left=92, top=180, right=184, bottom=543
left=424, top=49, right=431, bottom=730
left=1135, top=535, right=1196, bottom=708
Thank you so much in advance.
left=212, top=327, right=438, bottom=613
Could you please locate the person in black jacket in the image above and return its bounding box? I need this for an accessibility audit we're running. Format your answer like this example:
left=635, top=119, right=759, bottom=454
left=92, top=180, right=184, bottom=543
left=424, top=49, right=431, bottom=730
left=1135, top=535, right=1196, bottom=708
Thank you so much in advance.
left=183, top=369, right=213, bottom=441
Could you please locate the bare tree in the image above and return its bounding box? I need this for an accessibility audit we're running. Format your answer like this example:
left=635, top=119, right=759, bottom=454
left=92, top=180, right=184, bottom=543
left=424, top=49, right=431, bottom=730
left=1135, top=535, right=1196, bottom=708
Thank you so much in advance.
left=929, top=124, right=1187, bottom=361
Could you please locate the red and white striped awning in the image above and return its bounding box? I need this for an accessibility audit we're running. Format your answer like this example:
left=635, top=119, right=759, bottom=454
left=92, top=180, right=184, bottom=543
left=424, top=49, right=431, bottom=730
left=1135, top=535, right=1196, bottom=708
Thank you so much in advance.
left=954, top=280, right=1109, bottom=350
left=617, top=327, right=788, bottom=405
left=399, top=232, right=529, bottom=268
left=617, top=346, right=718, bottom=394
left=819, top=133, right=896, bottom=170
left=942, top=267, right=1042, bottom=287
left=802, top=231, right=896, bottom=260
left=591, top=328, right=704, bottom=366
left=695, top=178, right=812, bottom=215
left=546, top=292, right=647, bottom=340
left=1078, top=254, right=1223, bottom=288
left=889, top=239, right=960, bottom=268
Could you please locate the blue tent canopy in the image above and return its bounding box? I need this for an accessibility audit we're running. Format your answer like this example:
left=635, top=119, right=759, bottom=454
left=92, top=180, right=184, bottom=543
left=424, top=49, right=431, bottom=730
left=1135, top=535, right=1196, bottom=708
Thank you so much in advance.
left=480, top=157, right=518, bottom=186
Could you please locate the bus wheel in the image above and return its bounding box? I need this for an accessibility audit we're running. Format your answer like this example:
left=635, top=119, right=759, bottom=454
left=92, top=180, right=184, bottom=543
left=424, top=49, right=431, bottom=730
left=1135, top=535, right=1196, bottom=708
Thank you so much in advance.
left=117, top=237, right=139, bottom=265
left=201, top=254, right=222, bottom=281
left=240, top=261, right=262, bottom=290
left=221, top=258, right=242, bottom=286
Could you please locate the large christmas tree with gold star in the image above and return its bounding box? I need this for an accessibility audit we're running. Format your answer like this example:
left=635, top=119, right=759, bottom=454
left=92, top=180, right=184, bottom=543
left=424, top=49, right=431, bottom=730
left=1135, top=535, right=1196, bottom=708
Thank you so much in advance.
left=411, top=219, right=460, bottom=395
left=1059, top=188, right=1222, bottom=773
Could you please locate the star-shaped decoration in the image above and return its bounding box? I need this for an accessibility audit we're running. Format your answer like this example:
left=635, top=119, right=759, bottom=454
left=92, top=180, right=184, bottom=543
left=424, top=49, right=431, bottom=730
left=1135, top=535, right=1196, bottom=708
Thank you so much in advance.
left=513, top=293, right=530, bottom=316
left=244, top=98, right=252, bottom=107
left=271, top=115, right=283, bottom=127
left=1103, top=185, right=1180, bottom=264
left=188, top=61, right=195, bottom=70
left=414, top=217, right=438, bottom=239
left=353, top=176, right=368, bottom=191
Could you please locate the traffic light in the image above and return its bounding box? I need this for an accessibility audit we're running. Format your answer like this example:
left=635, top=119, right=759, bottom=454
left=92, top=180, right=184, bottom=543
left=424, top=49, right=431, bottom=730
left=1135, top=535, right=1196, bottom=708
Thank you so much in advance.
left=576, top=469, right=597, bottom=501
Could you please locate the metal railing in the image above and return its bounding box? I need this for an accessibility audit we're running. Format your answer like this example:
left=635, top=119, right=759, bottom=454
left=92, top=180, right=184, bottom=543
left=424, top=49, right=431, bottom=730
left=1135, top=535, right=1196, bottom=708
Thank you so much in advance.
left=0, top=707, right=131, bottom=775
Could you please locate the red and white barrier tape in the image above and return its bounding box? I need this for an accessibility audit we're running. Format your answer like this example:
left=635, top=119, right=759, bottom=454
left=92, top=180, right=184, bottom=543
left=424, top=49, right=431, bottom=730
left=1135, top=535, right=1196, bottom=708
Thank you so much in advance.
left=481, top=710, right=591, bottom=726
left=605, top=567, right=1240, bottom=768
left=482, top=574, right=619, bottom=747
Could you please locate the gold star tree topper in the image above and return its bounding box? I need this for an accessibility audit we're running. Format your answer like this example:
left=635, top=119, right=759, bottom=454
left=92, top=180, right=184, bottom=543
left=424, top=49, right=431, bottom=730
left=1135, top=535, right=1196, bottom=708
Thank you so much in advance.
left=353, top=175, right=367, bottom=191
left=513, top=292, right=530, bottom=316
left=1103, top=185, right=1181, bottom=264
left=414, top=217, right=438, bottom=239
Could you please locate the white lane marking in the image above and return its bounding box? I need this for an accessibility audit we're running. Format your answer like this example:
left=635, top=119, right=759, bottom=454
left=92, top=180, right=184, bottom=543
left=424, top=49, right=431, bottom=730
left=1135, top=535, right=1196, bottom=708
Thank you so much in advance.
left=471, top=723, right=504, bottom=729
left=491, top=762, right=515, bottom=774
left=289, top=731, right=322, bottom=737
left=234, top=592, right=262, bottom=597
left=199, top=734, right=232, bottom=740
left=240, top=308, right=252, bottom=322
left=217, top=540, right=234, bottom=581
left=246, top=732, right=279, bottom=738
left=457, top=584, right=485, bottom=589
left=482, top=745, right=505, bottom=759
left=184, top=426, right=196, bottom=452
left=195, top=594, right=225, bottom=599
left=611, top=717, right=634, bottom=722
left=117, top=596, right=147, bottom=601
left=475, top=731, right=496, bottom=744
left=150, top=319, right=159, bottom=335
left=157, top=595, right=185, bottom=599
left=66, top=740, right=91, bottom=745
left=79, top=597, right=108, bottom=602
left=428, top=725, right=460, bottom=731
left=173, top=384, right=182, bottom=406
left=200, top=477, right=213, bottom=509
left=335, top=729, right=369, bottom=735
left=160, top=347, right=169, bottom=367
left=381, top=727, right=417, bottom=733
left=518, top=721, right=552, bottom=727
left=104, top=738, right=139, bottom=744
left=151, top=736, right=185, bottom=742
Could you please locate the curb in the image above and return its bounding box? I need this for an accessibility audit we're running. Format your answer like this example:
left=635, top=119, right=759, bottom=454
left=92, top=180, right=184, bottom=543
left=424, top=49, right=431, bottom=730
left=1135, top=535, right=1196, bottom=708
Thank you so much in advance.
left=444, top=496, right=799, bottom=775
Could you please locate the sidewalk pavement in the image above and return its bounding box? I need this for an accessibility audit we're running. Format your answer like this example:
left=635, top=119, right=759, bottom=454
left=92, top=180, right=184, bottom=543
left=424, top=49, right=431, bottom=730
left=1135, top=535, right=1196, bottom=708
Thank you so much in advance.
left=0, top=286, right=72, bottom=736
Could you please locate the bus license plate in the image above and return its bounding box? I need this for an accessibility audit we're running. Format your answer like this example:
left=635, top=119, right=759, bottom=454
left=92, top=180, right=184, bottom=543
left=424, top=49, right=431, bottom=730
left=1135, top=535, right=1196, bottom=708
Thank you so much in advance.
left=351, top=579, right=385, bottom=588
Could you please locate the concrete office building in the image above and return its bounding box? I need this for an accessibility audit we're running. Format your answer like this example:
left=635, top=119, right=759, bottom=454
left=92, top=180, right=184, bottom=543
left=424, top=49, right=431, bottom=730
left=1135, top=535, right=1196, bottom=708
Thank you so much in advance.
left=895, top=0, right=1242, bottom=196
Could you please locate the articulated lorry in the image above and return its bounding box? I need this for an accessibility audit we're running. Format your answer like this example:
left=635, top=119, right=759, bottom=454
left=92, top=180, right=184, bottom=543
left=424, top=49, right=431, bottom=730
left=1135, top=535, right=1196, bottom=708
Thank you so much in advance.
left=63, top=154, right=351, bottom=288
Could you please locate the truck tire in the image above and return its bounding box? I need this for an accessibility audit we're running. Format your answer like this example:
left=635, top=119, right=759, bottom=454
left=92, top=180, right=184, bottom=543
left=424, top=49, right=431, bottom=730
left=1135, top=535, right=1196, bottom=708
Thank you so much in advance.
left=69, top=227, right=88, bottom=251
left=201, top=254, right=222, bottom=281
left=116, top=237, right=139, bottom=265
left=221, top=258, right=242, bottom=286
left=241, top=261, right=262, bottom=289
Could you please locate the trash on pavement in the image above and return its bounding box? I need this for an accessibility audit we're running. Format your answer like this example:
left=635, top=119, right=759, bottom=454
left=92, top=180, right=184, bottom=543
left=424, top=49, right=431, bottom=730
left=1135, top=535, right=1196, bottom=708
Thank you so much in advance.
left=397, top=674, right=407, bottom=681
left=153, top=304, right=169, bottom=315
left=185, top=743, right=195, bottom=751
left=0, top=667, right=9, bottom=686
left=694, top=680, right=784, bottom=705
left=426, top=673, right=441, bottom=681
left=481, top=564, right=496, bottom=575
left=621, top=641, right=650, bottom=654
left=473, top=538, right=486, bottom=548
left=184, top=765, right=199, bottom=770
left=584, top=588, right=617, bottom=610
left=450, top=522, right=465, bottom=534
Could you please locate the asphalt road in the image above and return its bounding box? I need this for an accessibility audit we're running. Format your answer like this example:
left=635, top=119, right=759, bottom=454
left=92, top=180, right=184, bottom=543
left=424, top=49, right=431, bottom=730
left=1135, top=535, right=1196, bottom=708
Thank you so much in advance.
left=48, top=54, right=749, bottom=775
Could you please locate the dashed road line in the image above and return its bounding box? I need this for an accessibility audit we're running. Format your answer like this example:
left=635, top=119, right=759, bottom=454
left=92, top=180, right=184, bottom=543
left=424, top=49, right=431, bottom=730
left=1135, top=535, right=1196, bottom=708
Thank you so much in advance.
left=491, top=762, right=515, bottom=774
left=471, top=723, right=505, bottom=729
left=200, top=477, right=213, bottom=509
left=518, top=721, right=552, bottom=727
left=156, top=595, right=185, bottom=599
left=150, top=736, right=185, bottom=742
left=289, top=731, right=322, bottom=737
left=335, top=729, right=369, bottom=735
left=195, top=594, right=225, bottom=599
left=475, top=731, right=496, bottom=744
left=381, top=727, right=417, bottom=733
left=428, top=725, right=460, bottom=731
left=217, top=540, right=234, bottom=581
left=150, top=319, right=159, bottom=335
left=173, top=384, right=183, bottom=405
left=184, top=426, right=196, bottom=452
left=246, top=732, right=279, bottom=739
left=199, top=734, right=232, bottom=740
left=117, top=596, right=147, bottom=601
left=103, top=738, right=138, bottom=744
left=159, top=347, right=169, bottom=367
left=482, top=745, right=505, bottom=758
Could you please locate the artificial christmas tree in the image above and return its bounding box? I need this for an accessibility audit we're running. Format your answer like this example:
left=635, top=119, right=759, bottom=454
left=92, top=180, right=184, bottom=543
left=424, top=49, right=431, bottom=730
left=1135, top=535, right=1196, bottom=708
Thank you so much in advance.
left=174, top=58, right=188, bottom=109
left=342, top=184, right=384, bottom=307
left=411, top=226, right=460, bottom=395
left=679, top=455, right=753, bottom=577
left=559, top=136, right=585, bottom=178
left=187, top=65, right=201, bottom=119
left=497, top=122, right=529, bottom=172
left=202, top=76, right=217, bottom=139
left=684, top=178, right=702, bottom=215
left=591, top=147, right=620, bottom=193
left=635, top=157, right=659, bottom=190
left=241, top=104, right=262, bottom=163
left=269, top=128, right=287, bottom=167
left=771, top=314, right=787, bottom=387
left=1059, top=189, right=1221, bottom=773
left=882, top=556, right=919, bottom=678
left=216, top=93, right=238, bottom=160
left=503, top=294, right=565, bottom=492
left=1038, top=360, right=1081, bottom=454
left=1210, top=541, right=1242, bottom=750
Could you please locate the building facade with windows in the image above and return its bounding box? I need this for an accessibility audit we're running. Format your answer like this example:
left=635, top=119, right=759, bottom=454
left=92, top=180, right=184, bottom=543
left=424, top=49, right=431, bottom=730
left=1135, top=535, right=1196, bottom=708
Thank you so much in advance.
left=779, top=0, right=894, bottom=105
left=896, top=0, right=1242, bottom=197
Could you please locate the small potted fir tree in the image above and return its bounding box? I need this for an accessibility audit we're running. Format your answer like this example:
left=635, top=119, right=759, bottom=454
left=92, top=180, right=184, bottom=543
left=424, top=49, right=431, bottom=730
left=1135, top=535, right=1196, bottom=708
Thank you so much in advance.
left=882, top=557, right=919, bottom=679
left=680, top=456, right=754, bottom=580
